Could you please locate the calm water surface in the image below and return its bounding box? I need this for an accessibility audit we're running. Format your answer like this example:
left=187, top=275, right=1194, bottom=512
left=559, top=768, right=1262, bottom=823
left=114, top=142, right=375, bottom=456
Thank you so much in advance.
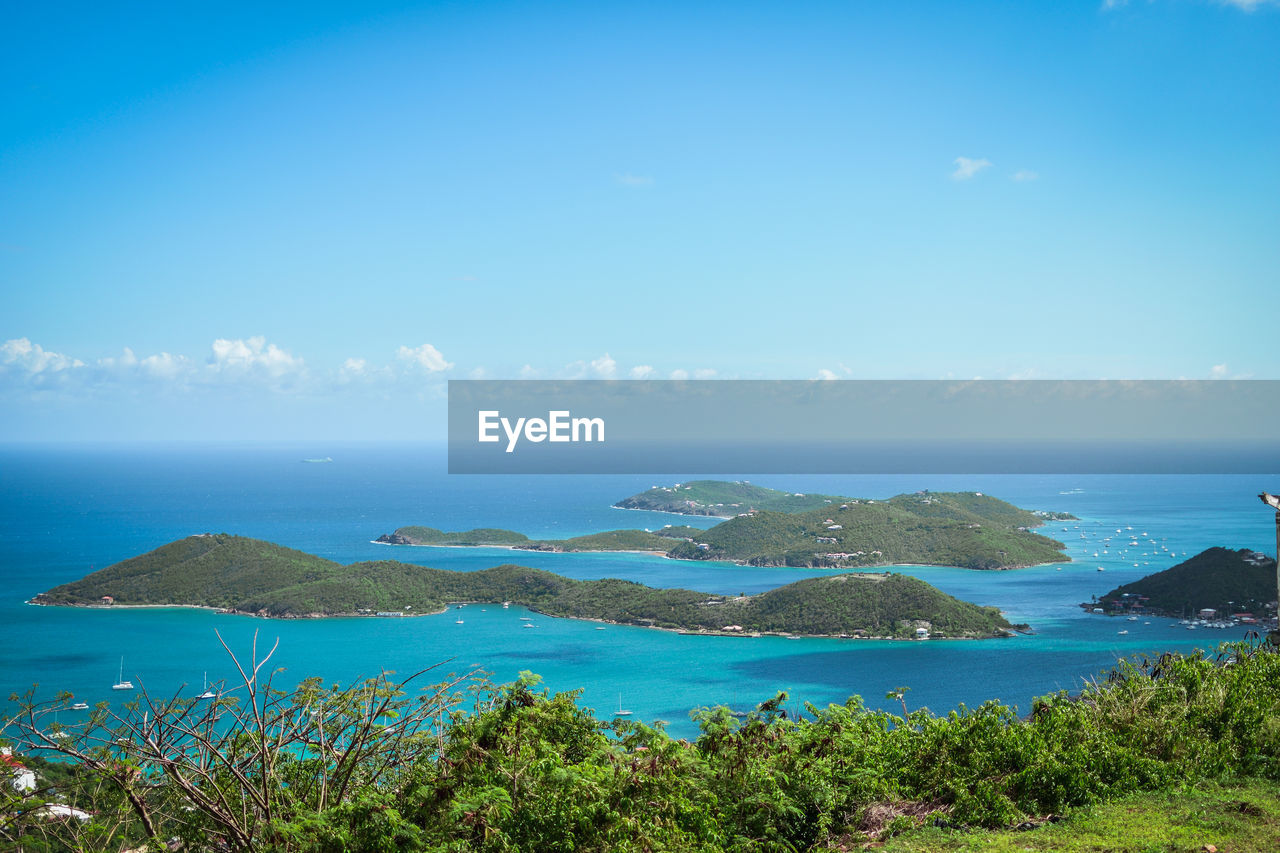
left=2, top=443, right=1274, bottom=737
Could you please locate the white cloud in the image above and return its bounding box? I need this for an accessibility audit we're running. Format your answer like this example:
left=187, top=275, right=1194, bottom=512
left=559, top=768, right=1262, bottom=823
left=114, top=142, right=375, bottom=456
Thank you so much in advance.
left=630, top=365, right=655, bottom=379
left=590, top=353, right=617, bottom=378
left=615, top=174, right=654, bottom=187
left=1210, top=363, right=1229, bottom=378
left=1, top=338, right=84, bottom=374
left=693, top=368, right=717, bottom=379
left=1012, top=170, right=1039, bottom=182
left=518, top=364, right=539, bottom=379
left=815, top=368, right=840, bottom=381
left=341, top=357, right=367, bottom=375
left=952, top=157, right=993, bottom=180
left=469, top=366, right=488, bottom=379
left=91, top=347, right=190, bottom=382
left=97, top=347, right=138, bottom=369
left=669, top=369, right=689, bottom=380
left=139, top=352, right=188, bottom=380
left=211, top=336, right=304, bottom=377
left=395, top=343, right=453, bottom=373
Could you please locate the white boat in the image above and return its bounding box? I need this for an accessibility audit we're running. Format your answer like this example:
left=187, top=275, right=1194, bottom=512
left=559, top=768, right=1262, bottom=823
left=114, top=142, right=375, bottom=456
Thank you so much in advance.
left=455, top=618, right=464, bottom=624
left=519, top=616, right=533, bottom=621
left=522, top=623, right=536, bottom=629
left=614, top=694, right=633, bottom=717
left=70, top=702, right=89, bottom=711
left=197, top=672, right=216, bottom=700
left=1097, top=566, right=1105, bottom=572
left=112, top=657, right=134, bottom=691
left=1118, top=630, right=1128, bottom=635
left=1127, top=616, right=1138, bottom=621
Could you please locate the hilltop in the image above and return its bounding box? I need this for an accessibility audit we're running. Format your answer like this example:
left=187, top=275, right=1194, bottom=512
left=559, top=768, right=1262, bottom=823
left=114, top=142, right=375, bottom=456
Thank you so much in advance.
left=1096, top=547, right=1278, bottom=618
left=663, top=490, right=1069, bottom=569
left=34, top=534, right=1017, bottom=638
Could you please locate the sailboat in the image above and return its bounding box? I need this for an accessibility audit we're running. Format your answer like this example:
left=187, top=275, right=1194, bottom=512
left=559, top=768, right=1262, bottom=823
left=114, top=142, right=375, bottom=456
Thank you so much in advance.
left=197, top=672, right=216, bottom=700
left=112, top=657, right=134, bottom=691
left=613, top=694, right=633, bottom=717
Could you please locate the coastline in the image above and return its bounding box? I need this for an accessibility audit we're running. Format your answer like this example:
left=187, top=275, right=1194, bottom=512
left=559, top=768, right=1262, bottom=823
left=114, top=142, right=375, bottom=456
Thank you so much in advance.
left=28, top=598, right=1014, bottom=640
left=369, top=539, right=1065, bottom=571
left=370, top=540, right=670, bottom=557
left=609, top=504, right=734, bottom=520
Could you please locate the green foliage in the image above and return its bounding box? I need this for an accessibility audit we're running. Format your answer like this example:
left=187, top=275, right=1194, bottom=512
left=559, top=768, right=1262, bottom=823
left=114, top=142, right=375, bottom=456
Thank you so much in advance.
left=36, top=534, right=339, bottom=609
left=383, top=485, right=1069, bottom=569
left=616, top=480, right=853, bottom=515
left=5, top=640, right=1280, bottom=851
left=389, top=527, right=532, bottom=546
left=1099, top=546, right=1278, bottom=617
left=36, top=539, right=1014, bottom=637
left=664, top=491, right=1068, bottom=569
left=516, top=529, right=679, bottom=552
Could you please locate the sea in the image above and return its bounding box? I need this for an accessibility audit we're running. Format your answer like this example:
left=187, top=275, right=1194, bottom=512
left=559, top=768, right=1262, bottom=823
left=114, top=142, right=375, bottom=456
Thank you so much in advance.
left=1, top=442, right=1275, bottom=739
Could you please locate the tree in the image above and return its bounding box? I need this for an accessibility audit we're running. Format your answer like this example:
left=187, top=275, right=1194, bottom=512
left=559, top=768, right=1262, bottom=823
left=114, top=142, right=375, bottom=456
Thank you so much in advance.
left=4, top=631, right=475, bottom=852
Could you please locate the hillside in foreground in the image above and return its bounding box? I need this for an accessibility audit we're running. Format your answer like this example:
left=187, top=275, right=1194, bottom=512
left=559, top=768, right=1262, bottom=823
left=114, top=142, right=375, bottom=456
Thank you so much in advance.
left=35, top=534, right=1016, bottom=638
left=7, top=639, right=1280, bottom=851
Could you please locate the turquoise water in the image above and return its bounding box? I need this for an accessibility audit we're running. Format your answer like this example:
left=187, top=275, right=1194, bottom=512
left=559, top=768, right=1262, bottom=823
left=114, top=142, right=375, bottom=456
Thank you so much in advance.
left=2, top=443, right=1275, bottom=738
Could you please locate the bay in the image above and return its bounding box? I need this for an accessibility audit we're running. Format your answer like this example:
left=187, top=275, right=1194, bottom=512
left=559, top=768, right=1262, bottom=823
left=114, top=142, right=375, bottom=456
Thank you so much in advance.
left=2, top=443, right=1275, bottom=738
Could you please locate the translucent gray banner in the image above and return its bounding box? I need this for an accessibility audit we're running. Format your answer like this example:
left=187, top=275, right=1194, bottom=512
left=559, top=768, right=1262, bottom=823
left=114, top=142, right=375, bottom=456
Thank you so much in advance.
left=447, top=380, right=1280, bottom=473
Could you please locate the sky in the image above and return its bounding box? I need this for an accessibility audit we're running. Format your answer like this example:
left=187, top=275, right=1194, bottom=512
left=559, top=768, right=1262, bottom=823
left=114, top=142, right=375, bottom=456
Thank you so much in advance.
left=2, top=0, right=1277, bottom=440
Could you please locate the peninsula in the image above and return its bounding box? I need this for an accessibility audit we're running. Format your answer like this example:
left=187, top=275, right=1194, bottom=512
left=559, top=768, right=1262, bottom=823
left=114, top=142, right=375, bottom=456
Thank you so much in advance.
left=34, top=534, right=1020, bottom=638
left=1092, top=547, right=1278, bottom=619
left=379, top=484, right=1072, bottom=570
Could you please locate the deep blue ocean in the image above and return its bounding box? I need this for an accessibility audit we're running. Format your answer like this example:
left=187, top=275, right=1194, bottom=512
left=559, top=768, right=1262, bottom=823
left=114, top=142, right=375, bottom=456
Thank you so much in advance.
left=2, top=443, right=1275, bottom=738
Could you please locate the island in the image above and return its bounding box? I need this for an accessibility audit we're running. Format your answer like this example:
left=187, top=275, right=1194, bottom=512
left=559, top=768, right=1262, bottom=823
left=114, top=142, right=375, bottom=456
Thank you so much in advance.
left=1090, top=547, right=1278, bottom=620
left=615, top=480, right=852, bottom=516
left=32, top=534, right=1022, bottom=639
left=617, top=479, right=1078, bottom=522
left=379, top=485, right=1072, bottom=570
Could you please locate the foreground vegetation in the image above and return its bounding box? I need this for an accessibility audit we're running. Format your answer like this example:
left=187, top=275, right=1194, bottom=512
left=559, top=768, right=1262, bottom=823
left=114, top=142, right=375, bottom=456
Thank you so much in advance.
left=877, top=778, right=1280, bottom=852
left=5, top=637, right=1280, bottom=851
left=35, top=535, right=1015, bottom=637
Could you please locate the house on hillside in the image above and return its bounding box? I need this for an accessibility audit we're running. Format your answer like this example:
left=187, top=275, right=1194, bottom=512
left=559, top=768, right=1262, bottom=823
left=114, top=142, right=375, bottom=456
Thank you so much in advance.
left=2, top=748, right=36, bottom=793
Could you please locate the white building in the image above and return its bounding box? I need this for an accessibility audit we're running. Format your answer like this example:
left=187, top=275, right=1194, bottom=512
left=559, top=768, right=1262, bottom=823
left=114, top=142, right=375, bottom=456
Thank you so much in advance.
left=2, top=748, right=36, bottom=793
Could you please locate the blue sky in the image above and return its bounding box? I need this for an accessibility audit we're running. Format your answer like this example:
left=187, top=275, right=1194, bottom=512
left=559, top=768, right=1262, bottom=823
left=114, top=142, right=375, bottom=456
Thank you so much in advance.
left=2, top=0, right=1277, bottom=440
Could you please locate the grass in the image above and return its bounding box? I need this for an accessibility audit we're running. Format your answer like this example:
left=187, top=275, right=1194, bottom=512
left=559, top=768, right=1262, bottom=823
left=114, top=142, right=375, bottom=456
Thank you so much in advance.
left=864, top=778, right=1280, bottom=852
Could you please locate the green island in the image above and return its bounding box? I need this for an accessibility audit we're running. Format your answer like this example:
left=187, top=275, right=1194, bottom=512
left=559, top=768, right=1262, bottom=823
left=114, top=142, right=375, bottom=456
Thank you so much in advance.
left=616, top=479, right=1078, bottom=522
left=33, top=534, right=1017, bottom=638
left=379, top=485, right=1072, bottom=570
left=615, top=479, right=854, bottom=515
left=376, top=525, right=690, bottom=552
left=1093, top=546, right=1279, bottom=619
left=6, top=639, right=1280, bottom=851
